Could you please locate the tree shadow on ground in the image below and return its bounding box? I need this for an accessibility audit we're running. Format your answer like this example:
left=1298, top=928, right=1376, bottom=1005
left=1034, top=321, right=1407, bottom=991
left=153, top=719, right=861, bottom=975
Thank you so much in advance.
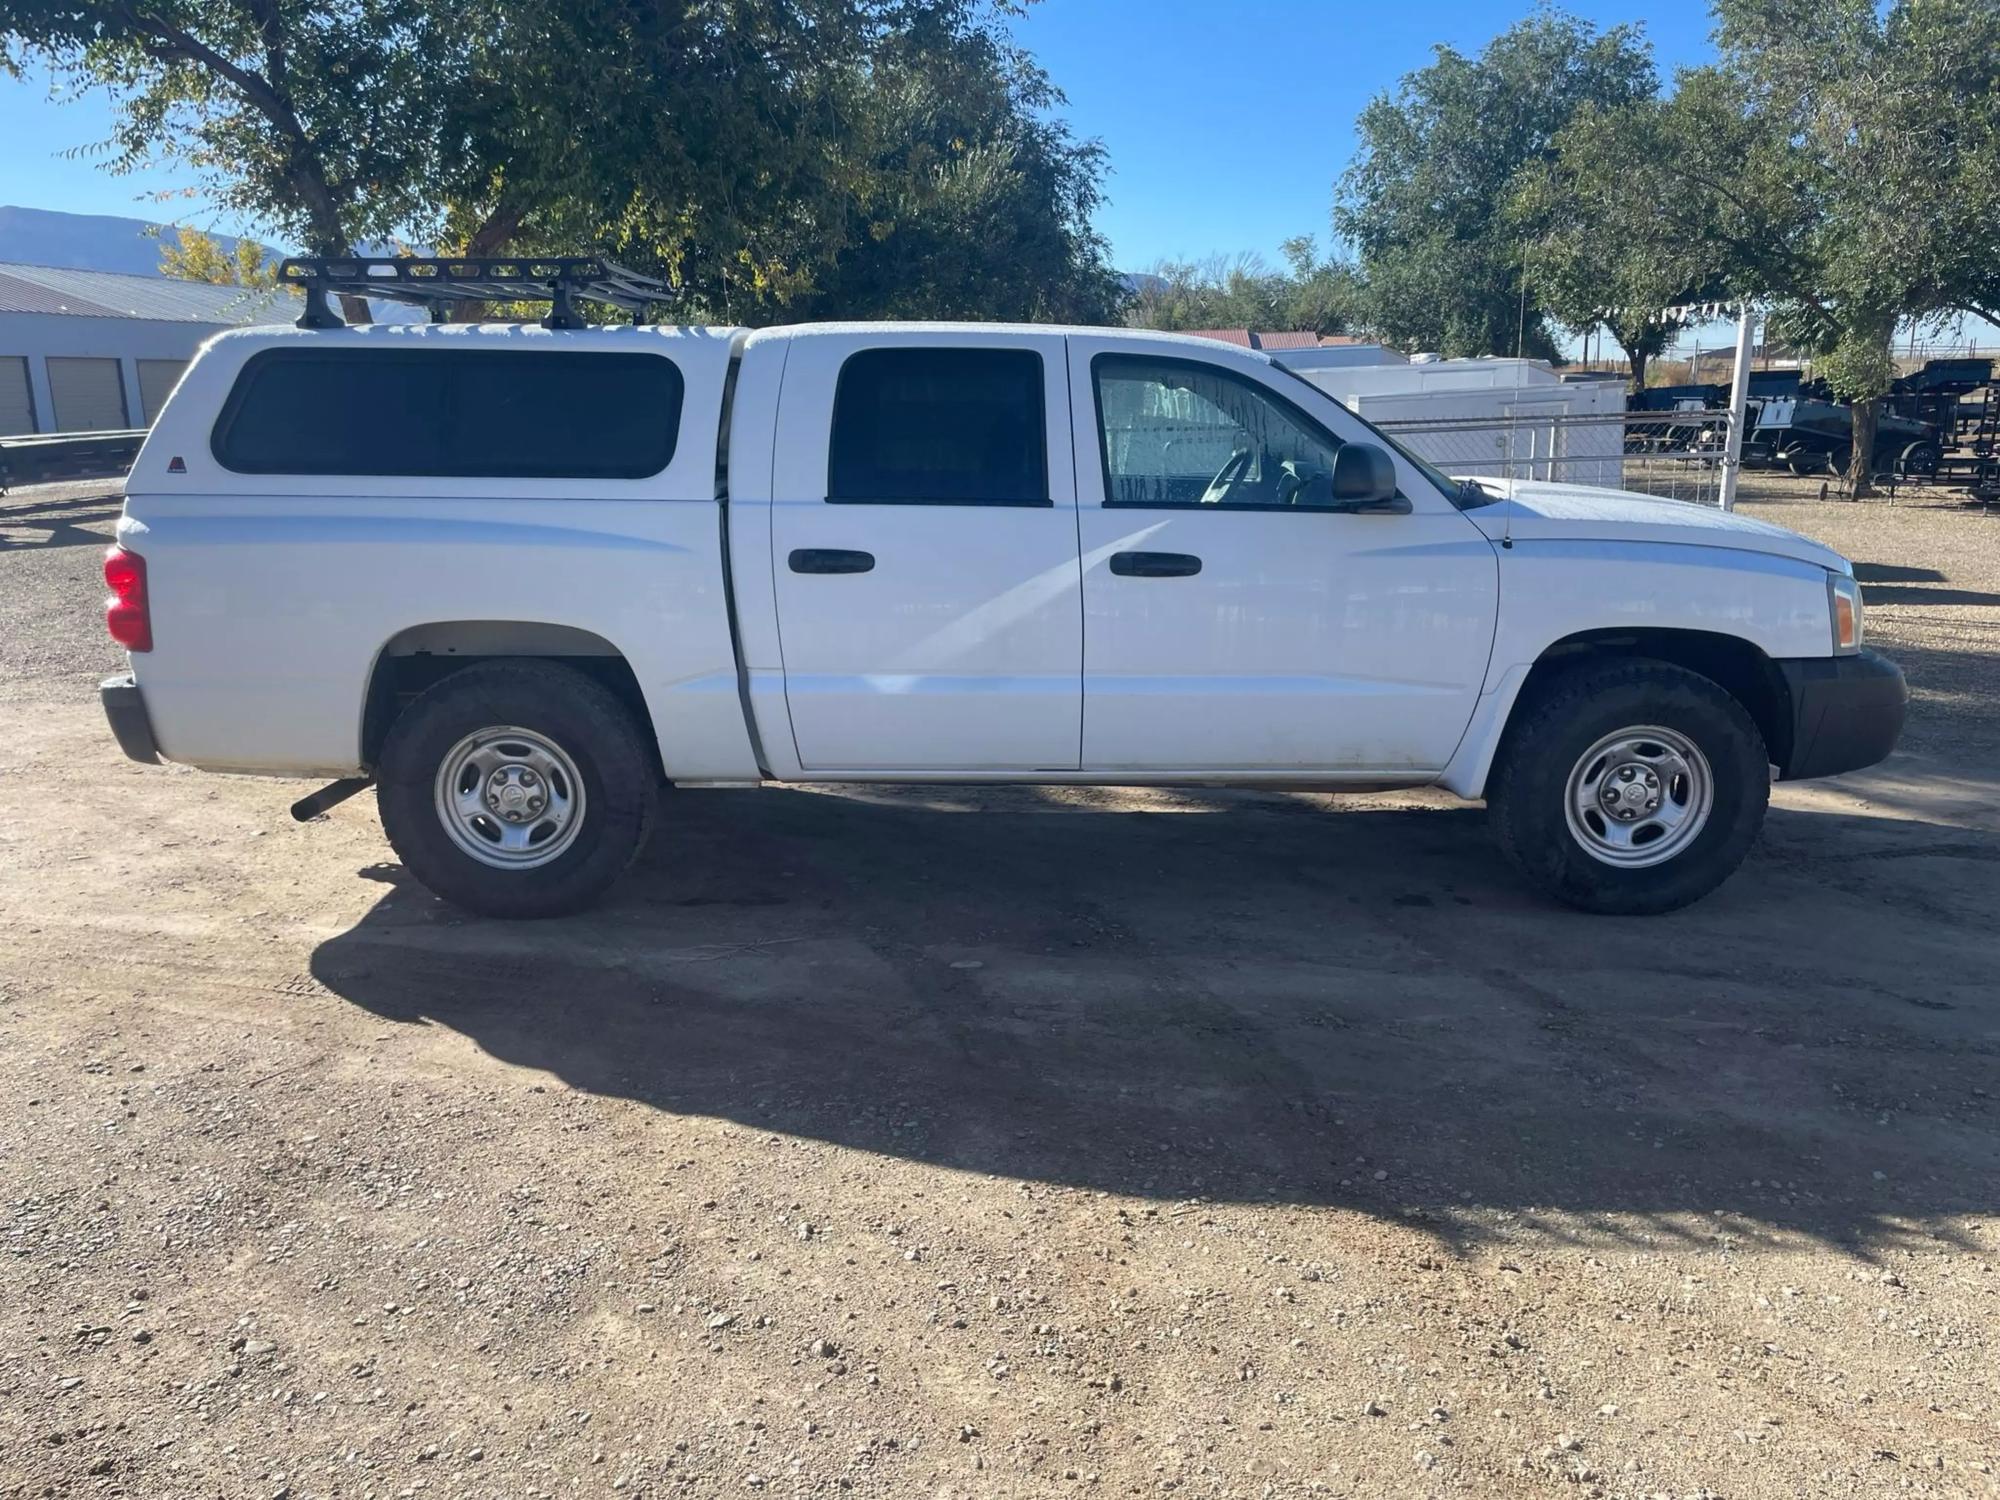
left=0, top=491, right=123, bottom=550
left=311, top=782, right=2000, bottom=1257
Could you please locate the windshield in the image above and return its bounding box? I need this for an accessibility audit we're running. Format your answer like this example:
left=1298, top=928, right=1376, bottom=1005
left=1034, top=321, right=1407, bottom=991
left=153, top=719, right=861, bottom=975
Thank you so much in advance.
left=1267, top=362, right=1499, bottom=510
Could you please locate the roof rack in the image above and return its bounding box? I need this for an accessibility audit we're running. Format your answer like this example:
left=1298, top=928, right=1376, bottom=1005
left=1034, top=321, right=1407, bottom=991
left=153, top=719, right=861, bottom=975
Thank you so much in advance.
left=276, top=255, right=672, bottom=331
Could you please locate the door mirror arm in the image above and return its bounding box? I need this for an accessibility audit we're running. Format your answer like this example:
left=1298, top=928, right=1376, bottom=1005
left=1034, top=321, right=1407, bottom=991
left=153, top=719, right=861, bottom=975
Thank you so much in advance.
left=1326, top=493, right=1413, bottom=515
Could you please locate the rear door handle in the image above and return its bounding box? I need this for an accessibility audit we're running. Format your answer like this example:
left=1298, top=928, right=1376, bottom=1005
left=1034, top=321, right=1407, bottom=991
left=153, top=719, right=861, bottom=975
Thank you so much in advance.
left=1109, top=550, right=1202, bottom=578
left=788, top=548, right=875, bottom=575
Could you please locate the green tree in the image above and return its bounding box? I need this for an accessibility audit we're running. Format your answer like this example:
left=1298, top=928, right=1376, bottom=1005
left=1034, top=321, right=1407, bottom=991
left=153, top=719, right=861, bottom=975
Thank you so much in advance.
left=1274, top=236, right=1362, bottom=337
left=1126, top=240, right=1359, bottom=337
left=2, top=0, right=1121, bottom=326
left=1518, top=69, right=1819, bottom=348
left=156, top=224, right=279, bottom=288
left=1335, top=8, right=1656, bottom=359
left=1128, top=253, right=1285, bottom=332
left=1712, top=0, right=2000, bottom=493
left=1541, top=3, right=2000, bottom=493
left=429, top=0, right=917, bottom=311
left=1511, top=126, right=1722, bottom=392
left=760, top=18, right=1123, bottom=323
left=1, top=1, right=461, bottom=262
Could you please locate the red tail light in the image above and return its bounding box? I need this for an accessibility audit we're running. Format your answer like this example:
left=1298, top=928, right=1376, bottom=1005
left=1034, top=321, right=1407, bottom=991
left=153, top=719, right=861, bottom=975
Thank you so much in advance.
left=104, top=546, right=152, bottom=652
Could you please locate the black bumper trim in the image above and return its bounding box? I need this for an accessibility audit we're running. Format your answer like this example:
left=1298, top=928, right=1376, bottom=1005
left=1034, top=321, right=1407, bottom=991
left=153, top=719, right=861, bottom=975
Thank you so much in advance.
left=100, top=673, right=161, bottom=765
left=1774, top=648, right=1906, bottom=781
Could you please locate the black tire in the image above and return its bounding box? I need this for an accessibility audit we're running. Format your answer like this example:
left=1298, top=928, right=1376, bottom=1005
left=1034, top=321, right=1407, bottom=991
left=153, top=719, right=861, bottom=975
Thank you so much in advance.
left=1486, top=659, right=1769, bottom=915
left=375, top=660, right=658, bottom=918
left=1896, top=441, right=1941, bottom=479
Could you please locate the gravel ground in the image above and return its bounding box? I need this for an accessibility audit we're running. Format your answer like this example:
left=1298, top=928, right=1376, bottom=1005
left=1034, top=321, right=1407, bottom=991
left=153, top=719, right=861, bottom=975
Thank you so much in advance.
left=1, top=479, right=1996, bottom=1500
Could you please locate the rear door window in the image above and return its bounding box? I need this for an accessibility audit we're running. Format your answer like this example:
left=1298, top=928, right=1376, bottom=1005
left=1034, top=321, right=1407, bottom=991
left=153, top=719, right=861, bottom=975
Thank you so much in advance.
left=827, top=347, right=1048, bottom=505
left=211, top=347, right=683, bottom=479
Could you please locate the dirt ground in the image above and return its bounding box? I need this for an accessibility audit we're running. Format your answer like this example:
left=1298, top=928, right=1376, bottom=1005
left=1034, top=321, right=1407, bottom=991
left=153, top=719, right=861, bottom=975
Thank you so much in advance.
left=1, top=478, right=1996, bottom=1500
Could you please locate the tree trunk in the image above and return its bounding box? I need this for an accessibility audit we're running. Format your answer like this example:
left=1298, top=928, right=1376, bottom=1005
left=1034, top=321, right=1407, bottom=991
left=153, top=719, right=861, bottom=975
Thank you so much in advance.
left=1848, top=397, right=1878, bottom=499
left=1604, top=315, right=1662, bottom=400
left=294, top=191, right=372, bottom=324
left=447, top=200, right=530, bottom=322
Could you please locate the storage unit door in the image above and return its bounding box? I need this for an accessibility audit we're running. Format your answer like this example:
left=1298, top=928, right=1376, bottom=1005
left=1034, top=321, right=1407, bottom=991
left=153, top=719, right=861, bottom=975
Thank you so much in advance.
left=47, top=357, right=129, bottom=431
left=0, top=356, right=33, bottom=435
left=137, top=359, right=189, bottom=425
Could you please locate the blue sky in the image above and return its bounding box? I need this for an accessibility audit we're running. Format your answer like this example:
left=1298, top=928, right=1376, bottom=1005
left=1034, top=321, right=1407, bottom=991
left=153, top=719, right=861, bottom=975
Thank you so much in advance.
left=0, top=2, right=1718, bottom=267
left=1008, top=0, right=1717, bottom=269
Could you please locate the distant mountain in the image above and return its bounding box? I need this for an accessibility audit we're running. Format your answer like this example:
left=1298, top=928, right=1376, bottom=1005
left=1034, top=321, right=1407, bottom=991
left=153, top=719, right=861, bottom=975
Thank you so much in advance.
left=0, top=205, right=251, bottom=277
left=5, top=203, right=1150, bottom=322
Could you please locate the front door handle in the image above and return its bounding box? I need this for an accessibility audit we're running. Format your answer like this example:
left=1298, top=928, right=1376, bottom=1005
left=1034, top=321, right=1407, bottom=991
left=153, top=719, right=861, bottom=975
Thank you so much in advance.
left=789, top=548, right=875, bottom=575
left=1109, top=550, right=1202, bottom=578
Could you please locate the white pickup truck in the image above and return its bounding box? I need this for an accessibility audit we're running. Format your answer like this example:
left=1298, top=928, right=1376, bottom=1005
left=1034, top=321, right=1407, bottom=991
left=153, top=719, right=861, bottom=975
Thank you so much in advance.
left=99, top=310, right=1905, bottom=918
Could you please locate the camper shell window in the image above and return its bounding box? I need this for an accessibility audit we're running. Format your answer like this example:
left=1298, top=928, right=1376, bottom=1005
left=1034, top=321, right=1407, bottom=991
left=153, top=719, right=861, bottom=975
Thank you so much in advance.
left=211, top=347, right=684, bottom=479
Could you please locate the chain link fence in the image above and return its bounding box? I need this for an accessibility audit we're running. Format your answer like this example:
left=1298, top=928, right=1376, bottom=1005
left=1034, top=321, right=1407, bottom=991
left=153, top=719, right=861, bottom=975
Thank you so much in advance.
left=1374, top=409, right=1738, bottom=506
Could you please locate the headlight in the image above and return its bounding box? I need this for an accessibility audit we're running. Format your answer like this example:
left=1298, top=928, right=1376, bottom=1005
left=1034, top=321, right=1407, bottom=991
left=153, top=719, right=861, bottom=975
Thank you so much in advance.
left=1830, top=572, right=1864, bottom=652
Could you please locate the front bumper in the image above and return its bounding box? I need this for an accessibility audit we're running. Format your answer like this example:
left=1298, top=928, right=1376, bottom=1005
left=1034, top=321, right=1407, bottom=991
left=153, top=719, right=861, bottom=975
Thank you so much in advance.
left=100, top=673, right=161, bottom=765
left=1774, top=648, right=1906, bottom=780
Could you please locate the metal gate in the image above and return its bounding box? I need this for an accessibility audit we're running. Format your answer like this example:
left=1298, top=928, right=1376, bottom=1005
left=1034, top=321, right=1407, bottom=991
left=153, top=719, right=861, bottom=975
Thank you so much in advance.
left=1373, top=409, right=1736, bottom=506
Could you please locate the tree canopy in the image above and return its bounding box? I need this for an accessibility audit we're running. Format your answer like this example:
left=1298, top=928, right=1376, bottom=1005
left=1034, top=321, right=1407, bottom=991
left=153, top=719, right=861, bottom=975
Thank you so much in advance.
left=1525, top=0, right=2000, bottom=488
left=1508, top=95, right=1726, bottom=392
left=156, top=223, right=281, bottom=288
left=2, top=0, right=1122, bottom=323
left=748, top=18, right=1122, bottom=324
left=1126, top=239, right=1361, bottom=338
left=1, top=0, right=461, bottom=258
left=1335, top=9, right=1657, bottom=359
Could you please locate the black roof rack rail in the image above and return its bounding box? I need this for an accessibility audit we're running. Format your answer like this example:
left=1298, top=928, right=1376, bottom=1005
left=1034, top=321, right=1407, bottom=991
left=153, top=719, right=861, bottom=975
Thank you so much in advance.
left=276, top=255, right=672, bottom=331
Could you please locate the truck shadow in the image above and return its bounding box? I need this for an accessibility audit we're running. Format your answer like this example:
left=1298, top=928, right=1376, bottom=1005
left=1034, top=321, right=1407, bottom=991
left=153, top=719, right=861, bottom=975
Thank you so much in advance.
left=1853, top=560, right=2000, bottom=608
left=310, top=785, right=1999, bottom=1255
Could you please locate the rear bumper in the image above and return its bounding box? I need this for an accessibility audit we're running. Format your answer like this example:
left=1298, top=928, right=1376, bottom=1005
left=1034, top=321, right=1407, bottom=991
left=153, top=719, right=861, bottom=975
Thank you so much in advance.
left=1774, top=648, right=1906, bottom=780
left=100, top=673, right=161, bottom=765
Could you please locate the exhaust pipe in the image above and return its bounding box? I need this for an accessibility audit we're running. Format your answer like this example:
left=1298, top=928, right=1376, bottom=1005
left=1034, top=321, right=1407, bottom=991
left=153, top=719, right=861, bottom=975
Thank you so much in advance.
left=290, top=777, right=374, bottom=823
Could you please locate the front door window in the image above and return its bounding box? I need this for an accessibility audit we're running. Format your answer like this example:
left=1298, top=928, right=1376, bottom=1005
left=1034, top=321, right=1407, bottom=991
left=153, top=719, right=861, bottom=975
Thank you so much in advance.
left=1094, top=354, right=1349, bottom=510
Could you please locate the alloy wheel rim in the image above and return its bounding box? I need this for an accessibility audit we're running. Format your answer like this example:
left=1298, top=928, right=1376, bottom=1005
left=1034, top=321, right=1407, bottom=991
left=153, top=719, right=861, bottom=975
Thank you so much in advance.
left=433, top=725, right=586, bottom=870
left=1561, top=724, right=1713, bottom=869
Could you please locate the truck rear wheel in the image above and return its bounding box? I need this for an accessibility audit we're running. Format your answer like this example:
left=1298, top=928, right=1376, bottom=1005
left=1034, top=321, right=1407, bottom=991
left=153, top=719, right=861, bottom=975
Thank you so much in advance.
left=1486, top=659, right=1769, bottom=915
left=376, top=661, right=658, bottom=918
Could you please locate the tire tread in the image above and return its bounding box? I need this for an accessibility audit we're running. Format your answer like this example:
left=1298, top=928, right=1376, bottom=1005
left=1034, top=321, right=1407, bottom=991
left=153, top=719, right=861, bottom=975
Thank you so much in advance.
left=376, top=660, right=658, bottom=918
left=1487, top=656, right=1769, bottom=915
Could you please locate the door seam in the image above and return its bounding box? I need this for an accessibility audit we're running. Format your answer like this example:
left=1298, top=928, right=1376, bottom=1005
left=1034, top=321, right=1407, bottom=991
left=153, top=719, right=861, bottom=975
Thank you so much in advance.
left=1065, top=336, right=1087, bottom=771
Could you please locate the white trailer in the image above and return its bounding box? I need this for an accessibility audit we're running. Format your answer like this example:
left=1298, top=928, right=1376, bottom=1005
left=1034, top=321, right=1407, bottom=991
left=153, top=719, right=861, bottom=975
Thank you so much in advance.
left=1274, top=351, right=1628, bottom=489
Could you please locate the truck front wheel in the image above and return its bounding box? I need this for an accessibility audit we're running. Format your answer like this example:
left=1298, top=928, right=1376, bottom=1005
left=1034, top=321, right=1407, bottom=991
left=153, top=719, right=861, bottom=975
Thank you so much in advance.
left=376, top=661, right=658, bottom=918
left=1486, top=659, right=1769, bottom=915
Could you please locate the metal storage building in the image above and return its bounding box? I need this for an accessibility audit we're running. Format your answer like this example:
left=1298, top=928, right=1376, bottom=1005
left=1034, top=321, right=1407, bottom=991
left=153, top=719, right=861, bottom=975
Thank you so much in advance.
left=0, top=263, right=290, bottom=435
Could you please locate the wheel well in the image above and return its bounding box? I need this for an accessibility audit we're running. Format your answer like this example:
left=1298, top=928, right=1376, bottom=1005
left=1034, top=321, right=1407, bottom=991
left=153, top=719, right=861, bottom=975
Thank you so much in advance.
left=360, top=621, right=659, bottom=775
left=1513, top=628, right=1793, bottom=769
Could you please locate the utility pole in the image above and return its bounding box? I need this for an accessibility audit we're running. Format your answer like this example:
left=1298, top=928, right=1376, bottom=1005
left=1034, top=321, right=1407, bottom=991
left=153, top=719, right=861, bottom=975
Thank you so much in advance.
left=1719, top=302, right=1757, bottom=513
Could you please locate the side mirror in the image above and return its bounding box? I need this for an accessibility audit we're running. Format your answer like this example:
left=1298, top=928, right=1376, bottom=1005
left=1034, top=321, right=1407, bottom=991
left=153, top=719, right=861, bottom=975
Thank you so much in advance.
left=1329, top=442, right=1403, bottom=509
